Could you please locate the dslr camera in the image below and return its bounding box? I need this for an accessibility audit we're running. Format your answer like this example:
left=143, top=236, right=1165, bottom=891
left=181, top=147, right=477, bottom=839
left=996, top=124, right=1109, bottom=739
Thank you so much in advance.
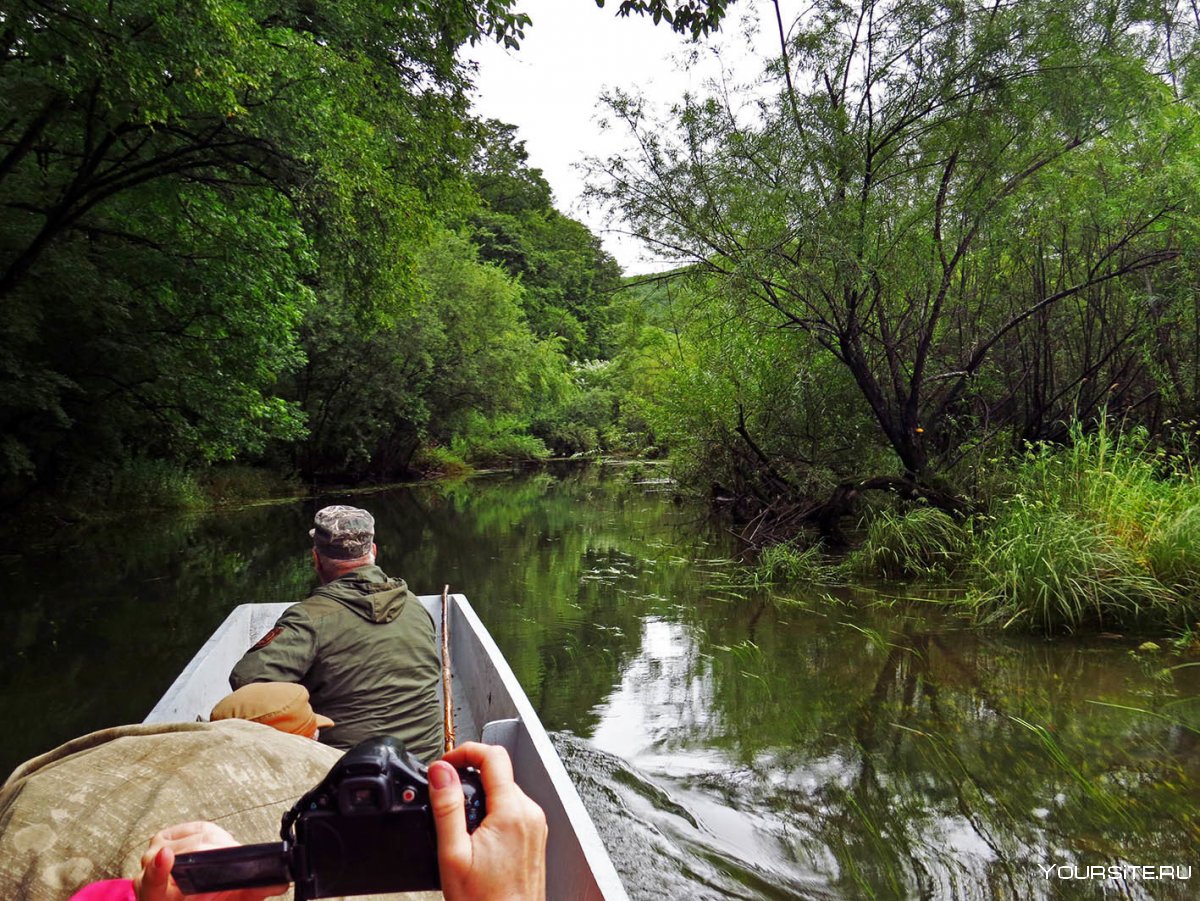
left=171, top=736, right=485, bottom=900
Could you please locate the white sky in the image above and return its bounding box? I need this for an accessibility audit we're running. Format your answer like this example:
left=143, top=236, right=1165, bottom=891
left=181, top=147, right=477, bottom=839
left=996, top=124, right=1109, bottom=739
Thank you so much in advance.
left=464, top=1, right=779, bottom=274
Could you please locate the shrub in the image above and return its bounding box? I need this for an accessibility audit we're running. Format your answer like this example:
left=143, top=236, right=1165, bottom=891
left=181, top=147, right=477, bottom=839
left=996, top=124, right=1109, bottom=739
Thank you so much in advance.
left=449, top=414, right=550, bottom=465
left=83, top=458, right=205, bottom=513
left=200, top=465, right=303, bottom=505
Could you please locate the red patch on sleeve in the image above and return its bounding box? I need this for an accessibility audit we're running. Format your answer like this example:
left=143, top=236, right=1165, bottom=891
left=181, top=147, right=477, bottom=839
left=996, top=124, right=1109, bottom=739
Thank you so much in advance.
left=249, top=626, right=283, bottom=651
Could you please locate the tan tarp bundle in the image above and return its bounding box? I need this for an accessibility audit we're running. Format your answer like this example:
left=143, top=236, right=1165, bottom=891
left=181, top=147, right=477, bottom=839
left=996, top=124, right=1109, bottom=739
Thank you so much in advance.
left=0, top=719, right=440, bottom=901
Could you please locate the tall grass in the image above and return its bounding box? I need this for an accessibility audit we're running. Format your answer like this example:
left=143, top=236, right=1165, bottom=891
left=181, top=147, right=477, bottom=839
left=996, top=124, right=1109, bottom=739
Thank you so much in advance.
left=1146, top=506, right=1200, bottom=595
left=850, top=506, right=973, bottom=581
left=970, top=421, right=1200, bottom=632
left=752, top=540, right=839, bottom=585
left=971, top=504, right=1169, bottom=631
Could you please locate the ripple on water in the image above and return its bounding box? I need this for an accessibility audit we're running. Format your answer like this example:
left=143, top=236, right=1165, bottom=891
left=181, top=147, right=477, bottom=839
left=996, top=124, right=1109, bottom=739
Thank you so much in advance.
left=553, top=733, right=840, bottom=900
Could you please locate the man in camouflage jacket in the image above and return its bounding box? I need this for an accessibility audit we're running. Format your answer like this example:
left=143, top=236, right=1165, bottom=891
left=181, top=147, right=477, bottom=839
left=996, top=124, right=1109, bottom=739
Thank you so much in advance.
left=230, top=505, right=443, bottom=760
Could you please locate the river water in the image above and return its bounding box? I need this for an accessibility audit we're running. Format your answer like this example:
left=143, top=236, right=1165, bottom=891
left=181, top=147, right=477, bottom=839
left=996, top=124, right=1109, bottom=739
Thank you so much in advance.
left=1, top=464, right=1197, bottom=898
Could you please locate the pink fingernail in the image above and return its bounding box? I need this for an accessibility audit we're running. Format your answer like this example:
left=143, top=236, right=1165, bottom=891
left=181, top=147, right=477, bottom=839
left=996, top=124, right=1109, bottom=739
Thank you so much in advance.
left=429, top=761, right=455, bottom=789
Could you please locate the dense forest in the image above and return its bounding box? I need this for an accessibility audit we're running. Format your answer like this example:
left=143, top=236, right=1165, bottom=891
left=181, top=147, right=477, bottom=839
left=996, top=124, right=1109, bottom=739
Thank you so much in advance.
left=0, top=0, right=658, bottom=500
left=4, top=0, right=1200, bottom=631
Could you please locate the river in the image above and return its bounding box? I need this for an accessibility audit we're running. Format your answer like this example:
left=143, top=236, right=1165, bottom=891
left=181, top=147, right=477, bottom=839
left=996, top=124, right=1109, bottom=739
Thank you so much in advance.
left=1, top=464, right=1197, bottom=898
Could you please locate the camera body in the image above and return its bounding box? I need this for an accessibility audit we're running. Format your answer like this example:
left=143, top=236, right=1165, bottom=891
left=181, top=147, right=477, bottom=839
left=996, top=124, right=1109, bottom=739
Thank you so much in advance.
left=172, top=736, right=485, bottom=900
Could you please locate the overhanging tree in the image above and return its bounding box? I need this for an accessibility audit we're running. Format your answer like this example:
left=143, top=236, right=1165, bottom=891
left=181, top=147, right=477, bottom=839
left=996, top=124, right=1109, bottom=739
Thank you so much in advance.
left=0, top=0, right=530, bottom=492
left=594, top=0, right=1199, bottom=522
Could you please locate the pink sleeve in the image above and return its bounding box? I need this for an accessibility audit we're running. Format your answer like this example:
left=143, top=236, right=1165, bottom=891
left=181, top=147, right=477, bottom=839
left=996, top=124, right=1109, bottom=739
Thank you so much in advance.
left=69, top=879, right=136, bottom=901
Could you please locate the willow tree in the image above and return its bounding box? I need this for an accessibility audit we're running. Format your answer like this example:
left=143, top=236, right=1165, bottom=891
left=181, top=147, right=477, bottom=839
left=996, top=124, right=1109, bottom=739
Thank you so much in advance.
left=594, top=0, right=1199, bottom=514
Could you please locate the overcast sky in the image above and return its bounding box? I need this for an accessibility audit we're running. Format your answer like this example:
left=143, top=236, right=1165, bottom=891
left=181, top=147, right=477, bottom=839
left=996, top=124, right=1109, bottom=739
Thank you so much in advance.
left=464, top=1, right=778, bottom=274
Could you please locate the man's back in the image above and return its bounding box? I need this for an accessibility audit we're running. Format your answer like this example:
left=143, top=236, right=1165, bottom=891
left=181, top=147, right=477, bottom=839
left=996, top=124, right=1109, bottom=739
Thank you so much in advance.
left=230, top=565, right=443, bottom=760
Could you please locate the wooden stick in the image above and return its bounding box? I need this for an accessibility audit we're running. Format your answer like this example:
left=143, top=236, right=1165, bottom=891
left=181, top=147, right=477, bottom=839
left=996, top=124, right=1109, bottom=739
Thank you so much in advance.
left=441, top=583, right=456, bottom=753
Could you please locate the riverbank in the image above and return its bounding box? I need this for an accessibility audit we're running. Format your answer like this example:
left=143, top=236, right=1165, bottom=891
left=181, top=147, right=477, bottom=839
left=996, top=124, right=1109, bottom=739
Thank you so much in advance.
left=748, top=425, right=1200, bottom=636
left=10, top=431, right=1196, bottom=638
left=0, top=454, right=661, bottom=545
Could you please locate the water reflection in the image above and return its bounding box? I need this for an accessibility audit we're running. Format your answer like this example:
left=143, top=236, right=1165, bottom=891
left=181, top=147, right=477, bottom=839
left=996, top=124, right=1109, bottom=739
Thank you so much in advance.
left=579, top=595, right=1199, bottom=899
left=1, top=465, right=1197, bottom=899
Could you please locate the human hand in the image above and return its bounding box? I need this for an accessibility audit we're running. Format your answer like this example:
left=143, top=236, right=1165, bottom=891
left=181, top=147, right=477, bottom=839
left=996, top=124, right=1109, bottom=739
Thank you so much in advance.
left=430, top=742, right=548, bottom=901
left=133, top=821, right=287, bottom=901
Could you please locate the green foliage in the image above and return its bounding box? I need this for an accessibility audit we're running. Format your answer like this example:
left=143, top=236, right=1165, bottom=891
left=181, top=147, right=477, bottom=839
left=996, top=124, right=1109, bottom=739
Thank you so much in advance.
left=609, top=270, right=877, bottom=498
left=450, top=413, right=550, bottom=464
left=287, top=112, right=631, bottom=478
left=0, top=0, right=546, bottom=498
left=594, top=0, right=1200, bottom=496
left=69, top=459, right=205, bottom=515
left=0, top=0, right=747, bottom=505
left=287, top=228, right=566, bottom=479
left=972, top=505, right=1169, bottom=632
left=198, top=466, right=302, bottom=506
left=752, top=541, right=838, bottom=585
left=530, top=359, right=622, bottom=455
left=1148, top=506, right=1200, bottom=594
left=970, top=423, right=1200, bottom=631
left=850, top=507, right=974, bottom=582
left=410, top=445, right=474, bottom=479
left=468, top=120, right=623, bottom=359
left=417, top=236, right=539, bottom=421
left=598, top=0, right=734, bottom=37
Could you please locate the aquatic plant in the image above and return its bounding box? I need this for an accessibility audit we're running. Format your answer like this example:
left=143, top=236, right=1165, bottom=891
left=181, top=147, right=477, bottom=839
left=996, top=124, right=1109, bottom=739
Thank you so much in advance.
left=849, top=506, right=973, bottom=581
left=751, top=540, right=839, bottom=585
left=970, top=505, right=1170, bottom=631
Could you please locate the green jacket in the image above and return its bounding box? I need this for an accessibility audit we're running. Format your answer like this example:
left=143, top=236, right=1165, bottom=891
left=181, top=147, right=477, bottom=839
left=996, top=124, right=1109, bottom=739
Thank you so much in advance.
left=229, top=565, right=443, bottom=760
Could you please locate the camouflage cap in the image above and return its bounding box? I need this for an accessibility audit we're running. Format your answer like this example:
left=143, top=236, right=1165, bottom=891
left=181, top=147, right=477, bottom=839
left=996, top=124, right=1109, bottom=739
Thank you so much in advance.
left=309, top=504, right=375, bottom=559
